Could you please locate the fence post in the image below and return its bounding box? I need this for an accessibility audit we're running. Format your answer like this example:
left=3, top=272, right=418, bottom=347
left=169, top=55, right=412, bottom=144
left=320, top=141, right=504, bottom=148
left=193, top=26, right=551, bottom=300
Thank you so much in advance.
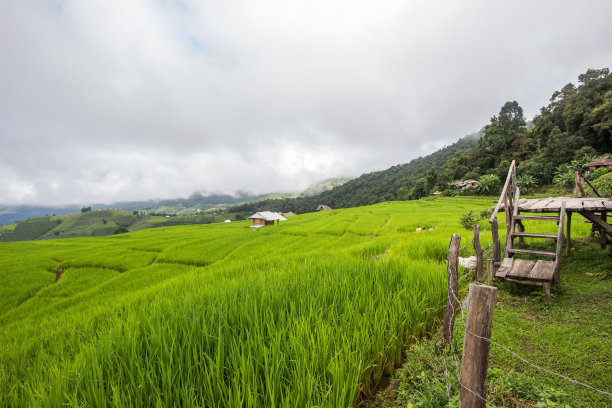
left=486, top=259, right=495, bottom=284
left=473, top=224, right=483, bottom=283
left=442, top=234, right=461, bottom=347
left=459, top=284, right=498, bottom=408
left=491, top=219, right=500, bottom=263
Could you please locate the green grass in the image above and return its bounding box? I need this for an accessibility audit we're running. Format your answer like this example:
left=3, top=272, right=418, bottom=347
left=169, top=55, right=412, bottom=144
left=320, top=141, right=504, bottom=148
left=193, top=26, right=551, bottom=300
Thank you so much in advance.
left=367, top=234, right=611, bottom=407
left=0, top=197, right=504, bottom=407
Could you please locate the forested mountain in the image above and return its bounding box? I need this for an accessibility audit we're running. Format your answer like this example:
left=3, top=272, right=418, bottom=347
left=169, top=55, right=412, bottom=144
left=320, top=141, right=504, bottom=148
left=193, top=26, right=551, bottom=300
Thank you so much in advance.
left=232, top=68, right=612, bottom=214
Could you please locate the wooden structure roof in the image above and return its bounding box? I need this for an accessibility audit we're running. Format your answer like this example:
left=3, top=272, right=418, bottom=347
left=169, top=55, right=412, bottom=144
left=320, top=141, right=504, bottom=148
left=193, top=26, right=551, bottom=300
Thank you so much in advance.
left=248, top=211, right=287, bottom=221
left=316, top=205, right=332, bottom=211
left=584, top=155, right=612, bottom=170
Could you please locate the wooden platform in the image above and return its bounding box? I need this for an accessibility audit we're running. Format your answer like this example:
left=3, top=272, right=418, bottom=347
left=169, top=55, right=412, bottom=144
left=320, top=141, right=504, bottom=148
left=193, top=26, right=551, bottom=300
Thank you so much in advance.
left=513, top=197, right=612, bottom=213
left=499, top=196, right=612, bottom=253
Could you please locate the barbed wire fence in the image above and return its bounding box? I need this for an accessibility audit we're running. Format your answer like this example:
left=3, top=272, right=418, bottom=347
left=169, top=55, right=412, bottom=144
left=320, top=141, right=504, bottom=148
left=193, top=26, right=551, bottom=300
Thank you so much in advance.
left=438, top=229, right=612, bottom=407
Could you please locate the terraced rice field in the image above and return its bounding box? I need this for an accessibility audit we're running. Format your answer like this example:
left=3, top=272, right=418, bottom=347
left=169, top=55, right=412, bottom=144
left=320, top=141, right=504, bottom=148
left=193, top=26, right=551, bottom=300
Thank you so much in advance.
left=0, top=197, right=495, bottom=407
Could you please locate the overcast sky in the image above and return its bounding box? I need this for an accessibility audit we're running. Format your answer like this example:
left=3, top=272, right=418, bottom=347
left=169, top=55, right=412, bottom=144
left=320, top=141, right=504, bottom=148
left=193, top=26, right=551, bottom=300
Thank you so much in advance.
left=1, top=1, right=611, bottom=206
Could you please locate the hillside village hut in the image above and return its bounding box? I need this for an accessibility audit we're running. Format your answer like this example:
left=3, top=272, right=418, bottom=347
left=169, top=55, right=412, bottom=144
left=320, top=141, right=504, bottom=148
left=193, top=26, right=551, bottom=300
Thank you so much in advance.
left=584, top=156, right=612, bottom=172
left=280, top=212, right=296, bottom=216
left=316, top=205, right=332, bottom=211
left=248, top=211, right=287, bottom=229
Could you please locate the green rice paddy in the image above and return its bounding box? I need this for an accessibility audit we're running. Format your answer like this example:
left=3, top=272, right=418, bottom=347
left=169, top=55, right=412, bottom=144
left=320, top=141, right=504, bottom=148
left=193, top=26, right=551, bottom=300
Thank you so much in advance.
left=1, top=197, right=499, bottom=407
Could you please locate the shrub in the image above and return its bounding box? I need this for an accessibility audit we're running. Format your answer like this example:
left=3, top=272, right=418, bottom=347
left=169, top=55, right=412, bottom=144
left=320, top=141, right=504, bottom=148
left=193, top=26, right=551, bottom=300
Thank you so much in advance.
left=459, top=210, right=478, bottom=230
left=476, top=174, right=501, bottom=195
left=516, top=175, right=538, bottom=194
left=592, top=172, right=612, bottom=197
left=552, top=164, right=574, bottom=189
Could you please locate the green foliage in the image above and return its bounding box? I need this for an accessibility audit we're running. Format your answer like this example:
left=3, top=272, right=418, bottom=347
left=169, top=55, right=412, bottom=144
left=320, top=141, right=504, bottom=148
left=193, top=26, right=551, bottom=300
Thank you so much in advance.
left=516, top=174, right=538, bottom=194
left=113, top=226, right=129, bottom=234
left=588, top=166, right=608, bottom=181
left=459, top=210, right=478, bottom=230
left=591, top=172, right=612, bottom=197
left=476, top=174, right=500, bottom=195
left=479, top=208, right=493, bottom=220
left=552, top=164, right=575, bottom=189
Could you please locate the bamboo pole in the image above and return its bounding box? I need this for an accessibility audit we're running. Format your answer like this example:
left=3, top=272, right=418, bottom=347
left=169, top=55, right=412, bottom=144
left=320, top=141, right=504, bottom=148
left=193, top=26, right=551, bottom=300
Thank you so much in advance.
left=459, top=284, right=498, bottom=408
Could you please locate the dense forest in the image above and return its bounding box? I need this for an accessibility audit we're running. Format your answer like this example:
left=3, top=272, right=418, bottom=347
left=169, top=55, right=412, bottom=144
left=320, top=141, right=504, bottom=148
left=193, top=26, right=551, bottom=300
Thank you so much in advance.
left=232, top=68, right=612, bottom=215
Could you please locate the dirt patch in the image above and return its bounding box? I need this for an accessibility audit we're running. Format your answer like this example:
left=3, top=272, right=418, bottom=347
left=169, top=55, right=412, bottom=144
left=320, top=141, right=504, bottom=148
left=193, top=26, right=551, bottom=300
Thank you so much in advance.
left=51, top=267, right=64, bottom=283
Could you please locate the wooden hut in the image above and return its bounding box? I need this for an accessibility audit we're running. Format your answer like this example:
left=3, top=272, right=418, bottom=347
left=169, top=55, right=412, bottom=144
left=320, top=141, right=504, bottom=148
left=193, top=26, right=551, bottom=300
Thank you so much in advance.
left=248, top=211, right=287, bottom=228
left=316, top=205, right=332, bottom=211
left=584, top=156, right=612, bottom=172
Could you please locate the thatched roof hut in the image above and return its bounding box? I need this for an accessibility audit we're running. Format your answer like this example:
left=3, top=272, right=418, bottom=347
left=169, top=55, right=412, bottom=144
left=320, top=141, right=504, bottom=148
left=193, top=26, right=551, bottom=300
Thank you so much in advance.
left=584, top=156, right=612, bottom=171
left=316, top=205, right=332, bottom=211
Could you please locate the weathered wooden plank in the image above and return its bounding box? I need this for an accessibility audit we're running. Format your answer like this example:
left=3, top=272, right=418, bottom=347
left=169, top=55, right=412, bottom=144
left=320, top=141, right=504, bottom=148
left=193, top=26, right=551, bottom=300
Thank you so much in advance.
left=529, top=198, right=555, bottom=211
left=602, top=200, right=612, bottom=210
left=495, top=257, right=513, bottom=278
left=545, top=198, right=567, bottom=210
left=512, top=232, right=557, bottom=239
left=504, top=277, right=542, bottom=286
left=506, top=259, right=536, bottom=279
left=518, top=198, right=543, bottom=211
left=507, top=248, right=556, bottom=257
left=563, top=198, right=584, bottom=209
left=514, top=214, right=559, bottom=221
left=581, top=200, right=598, bottom=211
left=529, top=260, right=555, bottom=282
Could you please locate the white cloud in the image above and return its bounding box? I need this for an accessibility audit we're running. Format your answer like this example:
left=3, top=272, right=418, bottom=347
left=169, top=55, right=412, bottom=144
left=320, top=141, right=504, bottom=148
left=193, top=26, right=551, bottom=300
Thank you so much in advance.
left=1, top=0, right=612, bottom=205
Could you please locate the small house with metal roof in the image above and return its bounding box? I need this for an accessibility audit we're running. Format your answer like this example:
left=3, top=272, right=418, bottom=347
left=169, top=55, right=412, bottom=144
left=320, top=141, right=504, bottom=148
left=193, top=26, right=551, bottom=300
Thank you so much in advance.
left=248, top=211, right=287, bottom=229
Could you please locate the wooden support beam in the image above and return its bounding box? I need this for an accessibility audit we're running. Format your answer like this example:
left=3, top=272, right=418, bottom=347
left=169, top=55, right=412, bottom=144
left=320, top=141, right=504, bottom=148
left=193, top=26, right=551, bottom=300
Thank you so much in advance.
left=442, top=234, right=461, bottom=348
left=566, top=211, right=572, bottom=255
left=516, top=220, right=524, bottom=245
left=459, top=284, right=498, bottom=408
left=601, top=212, right=607, bottom=249
left=474, top=224, right=483, bottom=283
left=579, top=211, right=612, bottom=235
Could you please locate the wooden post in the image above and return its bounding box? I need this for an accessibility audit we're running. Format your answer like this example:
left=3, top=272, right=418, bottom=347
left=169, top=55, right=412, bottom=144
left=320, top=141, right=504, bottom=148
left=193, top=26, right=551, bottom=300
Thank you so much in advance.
left=442, top=234, right=461, bottom=347
left=486, top=259, right=495, bottom=283
left=575, top=170, right=586, bottom=197
left=516, top=221, right=524, bottom=245
left=566, top=211, right=572, bottom=255
left=491, top=219, right=500, bottom=263
left=473, top=225, right=483, bottom=283
left=459, top=284, right=498, bottom=408
left=600, top=212, right=607, bottom=249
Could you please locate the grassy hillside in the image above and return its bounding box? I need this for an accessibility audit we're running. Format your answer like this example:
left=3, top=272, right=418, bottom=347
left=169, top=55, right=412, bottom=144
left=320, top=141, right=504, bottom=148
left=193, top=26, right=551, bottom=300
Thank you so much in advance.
left=0, top=197, right=495, bottom=407
left=0, top=210, right=243, bottom=242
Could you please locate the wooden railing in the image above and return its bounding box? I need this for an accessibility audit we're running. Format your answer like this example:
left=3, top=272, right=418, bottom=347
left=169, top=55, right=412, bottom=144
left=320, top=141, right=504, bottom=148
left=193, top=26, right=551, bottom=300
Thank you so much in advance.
left=489, top=160, right=517, bottom=262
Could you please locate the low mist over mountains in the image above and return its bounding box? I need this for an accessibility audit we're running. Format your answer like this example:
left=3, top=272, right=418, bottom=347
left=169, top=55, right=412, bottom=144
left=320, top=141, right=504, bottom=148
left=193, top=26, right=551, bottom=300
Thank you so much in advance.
left=0, top=178, right=352, bottom=226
